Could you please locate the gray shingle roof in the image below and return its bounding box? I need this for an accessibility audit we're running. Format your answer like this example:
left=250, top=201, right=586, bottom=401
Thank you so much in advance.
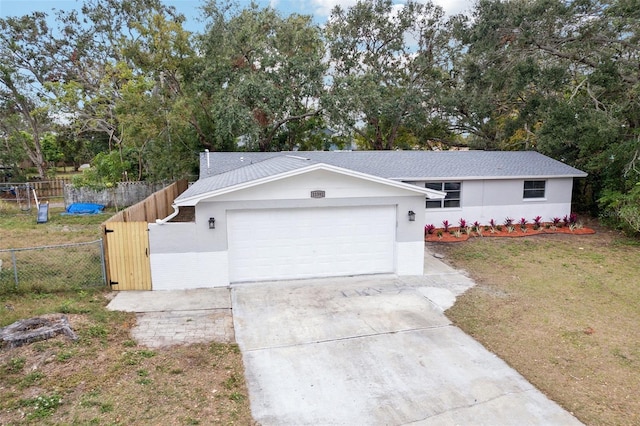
left=177, top=156, right=315, bottom=202
left=199, top=150, right=587, bottom=181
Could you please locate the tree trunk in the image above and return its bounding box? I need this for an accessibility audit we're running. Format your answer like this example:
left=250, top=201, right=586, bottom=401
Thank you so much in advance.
left=21, top=134, right=47, bottom=179
left=371, top=118, right=385, bottom=150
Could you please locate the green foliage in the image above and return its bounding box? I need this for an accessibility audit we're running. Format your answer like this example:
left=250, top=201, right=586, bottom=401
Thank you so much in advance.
left=197, top=1, right=326, bottom=151
left=324, top=0, right=451, bottom=150
left=0, top=12, right=59, bottom=178
left=71, top=150, right=136, bottom=189
left=41, top=133, right=64, bottom=164
left=450, top=0, right=640, bottom=214
left=599, top=184, right=640, bottom=235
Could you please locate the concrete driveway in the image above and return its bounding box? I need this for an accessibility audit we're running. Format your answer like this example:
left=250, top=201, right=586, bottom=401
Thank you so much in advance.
left=232, top=259, right=582, bottom=425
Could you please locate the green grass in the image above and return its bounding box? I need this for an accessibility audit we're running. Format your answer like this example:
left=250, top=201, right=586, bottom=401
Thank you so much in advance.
left=441, top=231, right=640, bottom=426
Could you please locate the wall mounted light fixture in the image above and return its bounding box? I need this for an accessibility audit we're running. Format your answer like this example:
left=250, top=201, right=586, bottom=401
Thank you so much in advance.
left=408, top=210, right=416, bottom=222
left=208, top=217, right=216, bottom=229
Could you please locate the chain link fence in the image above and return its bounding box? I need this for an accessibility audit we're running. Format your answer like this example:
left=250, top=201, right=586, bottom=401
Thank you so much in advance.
left=0, top=240, right=106, bottom=291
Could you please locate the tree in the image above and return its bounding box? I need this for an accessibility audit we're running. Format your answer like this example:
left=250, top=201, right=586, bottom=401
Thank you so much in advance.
left=445, top=0, right=568, bottom=149
left=450, top=0, right=640, bottom=216
left=48, top=126, right=105, bottom=172
left=0, top=12, right=67, bottom=178
left=116, top=11, right=202, bottom=181
left=197, top=1, right=327, bottom=151
left=48, top=0, right=188, bottom=167
left=324, top=0, right=450, bottom=150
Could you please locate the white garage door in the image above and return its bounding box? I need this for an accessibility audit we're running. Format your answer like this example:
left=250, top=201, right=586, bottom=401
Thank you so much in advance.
left=227, top=206, right=396, bottom=282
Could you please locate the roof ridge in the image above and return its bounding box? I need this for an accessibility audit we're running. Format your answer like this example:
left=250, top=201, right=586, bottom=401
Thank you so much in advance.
left=284, top=154, right=312, bottom=161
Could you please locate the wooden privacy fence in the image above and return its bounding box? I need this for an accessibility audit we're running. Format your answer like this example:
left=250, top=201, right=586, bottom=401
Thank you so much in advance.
left=0, top=179, right=70, bottom=202
left=102, top=179, right=188, bottom=291
left=30, top=179, right=70, bottom=199
left=105, top=180, right=188, bottom=223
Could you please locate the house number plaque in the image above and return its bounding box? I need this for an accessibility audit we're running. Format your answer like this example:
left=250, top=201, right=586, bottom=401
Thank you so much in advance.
left=310, top=190, right=325, bottom=198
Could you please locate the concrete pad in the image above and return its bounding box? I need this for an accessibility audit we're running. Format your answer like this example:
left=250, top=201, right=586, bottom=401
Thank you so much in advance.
left=423, top=251, right=461, bottom=275
left=232, top=279, right=449, bottom=351
left=106, top=288, right=231, bottom=312
left=416, top=287, right=457, bottom=311
left=242, top=327, right=580, bottom=425
left=233, top=276, right=582, bottom=425
left=106, top=288, right=234, bottom=348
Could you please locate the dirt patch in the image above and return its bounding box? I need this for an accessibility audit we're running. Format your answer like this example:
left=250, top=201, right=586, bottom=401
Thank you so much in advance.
left=0, top=292, right=255, bottom=425
left=439, top=223, right=640, bottom=425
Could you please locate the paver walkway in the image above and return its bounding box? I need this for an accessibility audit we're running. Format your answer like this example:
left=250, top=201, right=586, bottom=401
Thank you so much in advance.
left=107, top=288, right=234, bottom=348
left=131, top=310, right=234, bottom=348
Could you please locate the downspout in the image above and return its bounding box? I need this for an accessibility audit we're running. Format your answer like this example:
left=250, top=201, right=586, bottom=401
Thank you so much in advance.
left=155, top=204, right=180, bottom=225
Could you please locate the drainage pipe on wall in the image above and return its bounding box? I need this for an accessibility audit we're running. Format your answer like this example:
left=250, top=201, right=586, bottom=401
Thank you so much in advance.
left=155, top=204, right=180, bottom=225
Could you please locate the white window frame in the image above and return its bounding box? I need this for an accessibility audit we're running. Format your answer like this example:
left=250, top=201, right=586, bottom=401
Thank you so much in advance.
left=523, top=180, right=546, bottom=199
left=425, top=182, right=461, bottom=209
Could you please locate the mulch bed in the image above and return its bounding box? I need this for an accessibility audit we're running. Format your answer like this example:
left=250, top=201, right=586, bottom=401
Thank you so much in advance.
left=425, top=224, right=595, bottom=243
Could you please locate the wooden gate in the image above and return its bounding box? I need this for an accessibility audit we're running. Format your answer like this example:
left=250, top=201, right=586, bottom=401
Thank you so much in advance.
left=102, top=222, right=151, bottom=291
left=101, top=179, right=188, bottom=291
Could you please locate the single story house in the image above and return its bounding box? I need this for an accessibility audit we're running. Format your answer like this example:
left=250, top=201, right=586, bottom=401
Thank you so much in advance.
left=147, top=150, right=586, bottom=290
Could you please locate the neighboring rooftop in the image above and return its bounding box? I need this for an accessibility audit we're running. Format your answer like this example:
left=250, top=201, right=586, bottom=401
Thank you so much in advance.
left=198, top=150, right=588, bottom=181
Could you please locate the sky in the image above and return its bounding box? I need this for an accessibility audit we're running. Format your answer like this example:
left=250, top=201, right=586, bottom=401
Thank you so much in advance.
left=0, top=0, right=474, bottom=31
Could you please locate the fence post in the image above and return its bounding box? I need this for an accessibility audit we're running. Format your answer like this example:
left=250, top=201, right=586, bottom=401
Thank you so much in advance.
left=99, top=238, right=107, bottom=286
left=11, top=249, right=18, bottom=287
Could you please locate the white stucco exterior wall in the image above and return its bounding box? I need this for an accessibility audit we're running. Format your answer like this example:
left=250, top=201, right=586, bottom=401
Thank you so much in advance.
left=421, top=178, right=576, bottom=227
left=396, top=241, right=425, bottom=275
left=148, top=170, right=428, bottom=289
left=149, top=250, right=229, bottom=290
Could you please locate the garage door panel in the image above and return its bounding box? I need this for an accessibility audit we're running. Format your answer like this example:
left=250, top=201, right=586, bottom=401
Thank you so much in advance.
left=227, top=206, right=395, bottom=282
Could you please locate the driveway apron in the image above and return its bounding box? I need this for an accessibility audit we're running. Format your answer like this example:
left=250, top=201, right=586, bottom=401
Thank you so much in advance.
left=232, top=269, right=582, bottom=425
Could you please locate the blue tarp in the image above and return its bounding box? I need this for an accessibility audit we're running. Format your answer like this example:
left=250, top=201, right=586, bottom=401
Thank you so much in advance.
left=63, top=203, right=105, bottom=215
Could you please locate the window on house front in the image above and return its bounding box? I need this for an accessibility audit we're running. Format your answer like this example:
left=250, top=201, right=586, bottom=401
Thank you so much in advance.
left=523, top=180, right=546, bottom=199
left=425, top=182, right=461, bottom=208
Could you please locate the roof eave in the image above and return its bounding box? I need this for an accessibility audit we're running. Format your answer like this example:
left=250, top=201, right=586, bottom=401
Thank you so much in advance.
left=392, top=173, right=588, bottom=181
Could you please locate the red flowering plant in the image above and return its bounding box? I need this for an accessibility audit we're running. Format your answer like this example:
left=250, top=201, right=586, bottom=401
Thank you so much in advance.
left=519, top=217, right=528, bottom=232
left=504, top=217, right=515, bottom=233
left=532, top=215, right=543, bottom=230
left=425, top=224, right=435, bottom=235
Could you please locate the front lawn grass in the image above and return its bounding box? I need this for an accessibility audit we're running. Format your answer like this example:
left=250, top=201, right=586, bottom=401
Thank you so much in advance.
left=439, top=228, right=640, bottom=426
left=1, top=201, right=254, bottom=425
